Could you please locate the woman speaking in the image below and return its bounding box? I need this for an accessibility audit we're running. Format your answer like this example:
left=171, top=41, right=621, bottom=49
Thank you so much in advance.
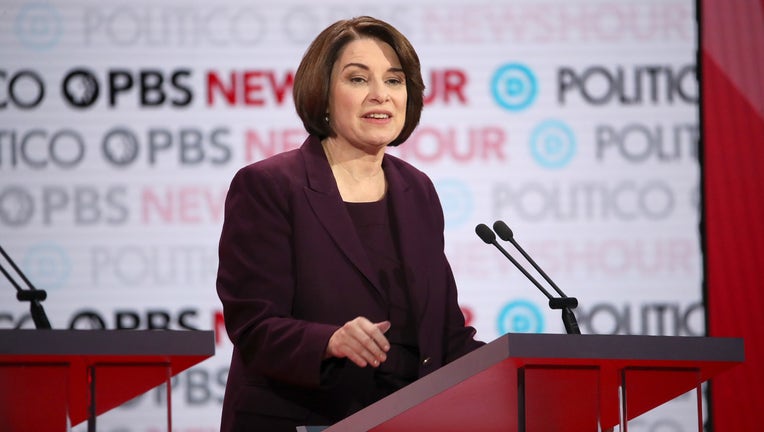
left=216, top=16, right=484, bottom=431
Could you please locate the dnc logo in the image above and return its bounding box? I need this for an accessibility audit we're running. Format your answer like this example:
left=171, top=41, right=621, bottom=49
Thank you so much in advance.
left=497, top=299, right=544, bottom=334
left=530, top=120, right=577, bottom=169
left=14, top=3, right=63, bottom=50
left=22, top=243, right=71, bottom=290
left=491, top=63, right=538, bottom=111
left=434, top=179, right=473, bottom=229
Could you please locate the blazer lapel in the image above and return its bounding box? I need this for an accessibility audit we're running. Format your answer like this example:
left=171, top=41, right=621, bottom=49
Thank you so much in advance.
left=300, top=137, right=384, bottom=297
left=383, top=157, right=431, bottom=321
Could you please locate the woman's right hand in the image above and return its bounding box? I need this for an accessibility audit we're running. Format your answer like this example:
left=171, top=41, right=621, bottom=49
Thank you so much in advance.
left=325, top=317, right=391, bottom=368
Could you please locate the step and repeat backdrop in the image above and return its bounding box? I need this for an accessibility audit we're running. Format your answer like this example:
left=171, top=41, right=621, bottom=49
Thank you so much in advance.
left=1, top=1, right=700, bottom=430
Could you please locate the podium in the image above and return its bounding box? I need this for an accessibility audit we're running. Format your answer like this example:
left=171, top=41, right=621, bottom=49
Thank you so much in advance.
left=325, top=334, right=744, bottom=431
left=0, top=329, right=215, bottom=432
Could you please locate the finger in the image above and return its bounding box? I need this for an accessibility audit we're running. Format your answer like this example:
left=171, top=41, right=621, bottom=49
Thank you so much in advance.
left=375, top=320, right=391, bottom=334
left=352, top=319, right=390, bottom=358
left=328, top=329, right=370, bottom=367
left=338, top=317, right=391, bottom=367
left=330, top=323, right=384, bottom=367
left=348, top=326, right=387, bottom=365
left=345, top=332, right=382, bottom=366
left=371, top=321, right=391, bottom=352
left=345, top=350, right=369, bottom=368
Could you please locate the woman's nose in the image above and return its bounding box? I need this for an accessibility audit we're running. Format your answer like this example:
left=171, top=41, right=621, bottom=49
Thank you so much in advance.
left=367, top=79, right=389, bottom=103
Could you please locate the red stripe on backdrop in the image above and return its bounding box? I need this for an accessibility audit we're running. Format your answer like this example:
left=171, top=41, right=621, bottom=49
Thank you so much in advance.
left=702, top=0, right=764, bottom=430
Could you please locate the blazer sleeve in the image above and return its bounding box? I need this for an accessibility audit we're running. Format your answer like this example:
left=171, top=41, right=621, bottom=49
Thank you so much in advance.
left=442, top=257, right=485, bottom=362
left=216, top=162, right=339, bottom=389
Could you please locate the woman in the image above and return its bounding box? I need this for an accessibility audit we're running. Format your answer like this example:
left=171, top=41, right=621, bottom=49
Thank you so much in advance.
left=217, top=16, right=483, bottom=431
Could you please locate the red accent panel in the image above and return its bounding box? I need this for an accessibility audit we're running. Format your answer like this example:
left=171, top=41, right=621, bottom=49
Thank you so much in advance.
left=702, top=0, right=764, bottom=429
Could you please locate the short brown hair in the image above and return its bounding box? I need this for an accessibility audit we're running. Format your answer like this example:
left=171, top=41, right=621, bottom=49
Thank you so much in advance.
left=293, top=16, right=424, bottom=147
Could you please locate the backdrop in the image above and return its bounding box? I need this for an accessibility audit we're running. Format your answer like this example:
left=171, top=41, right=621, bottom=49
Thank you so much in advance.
left=1, top=1, right=703, bottom=431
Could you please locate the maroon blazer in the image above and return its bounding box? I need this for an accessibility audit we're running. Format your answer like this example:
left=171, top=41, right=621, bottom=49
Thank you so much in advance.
left=217, top=135, right=483, bottom=431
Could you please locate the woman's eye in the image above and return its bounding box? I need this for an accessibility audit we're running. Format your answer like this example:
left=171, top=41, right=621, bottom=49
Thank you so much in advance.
left=349, top=76, right=366, bottom=83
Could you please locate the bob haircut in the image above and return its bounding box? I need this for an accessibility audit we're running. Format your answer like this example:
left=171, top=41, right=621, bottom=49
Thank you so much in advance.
left=293, top=16, right=424, bottom=147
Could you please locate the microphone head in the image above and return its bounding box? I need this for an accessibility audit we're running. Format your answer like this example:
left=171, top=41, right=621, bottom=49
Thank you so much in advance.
left=493, top=220, right=514, bottom=241
left=474, top=223, right=496, bottom=244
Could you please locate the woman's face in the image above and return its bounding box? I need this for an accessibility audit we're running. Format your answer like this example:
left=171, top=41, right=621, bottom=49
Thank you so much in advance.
left=327, top=37, right=407, bottom=153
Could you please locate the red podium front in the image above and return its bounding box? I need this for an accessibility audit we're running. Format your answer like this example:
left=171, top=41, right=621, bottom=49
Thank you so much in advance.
left=0, top=329, right=215, bottom=432
left=325, top=334, right=744, bottom=432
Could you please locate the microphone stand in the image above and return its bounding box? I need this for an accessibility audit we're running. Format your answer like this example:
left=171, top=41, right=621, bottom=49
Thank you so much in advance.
left=493, top=221, right=580, bottom=335
left=475, top=223, right=580, bottom=335
left=0, top=244, right=52, bottom=329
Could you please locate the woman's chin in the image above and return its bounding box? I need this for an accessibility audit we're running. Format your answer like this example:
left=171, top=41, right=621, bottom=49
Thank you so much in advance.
left=364, top=132, right=401, bottom=148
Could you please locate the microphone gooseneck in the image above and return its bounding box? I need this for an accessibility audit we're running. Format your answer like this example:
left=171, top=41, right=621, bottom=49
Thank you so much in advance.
left=493, top=220, right=574, bottom=305
left=474, top=222, right=581, bottom=335
left=0, top=244, right=52, bottom=330
left=474, top=224, right=557, bottom=302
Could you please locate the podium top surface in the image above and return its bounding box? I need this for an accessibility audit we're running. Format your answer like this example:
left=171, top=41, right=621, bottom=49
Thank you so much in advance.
left=484, top=333, right=743, bottom=363
left=0, top=329, right=215, bottom=357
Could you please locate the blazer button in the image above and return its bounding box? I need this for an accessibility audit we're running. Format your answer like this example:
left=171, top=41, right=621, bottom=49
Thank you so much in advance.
left=422, top=357, right=431, bottom=366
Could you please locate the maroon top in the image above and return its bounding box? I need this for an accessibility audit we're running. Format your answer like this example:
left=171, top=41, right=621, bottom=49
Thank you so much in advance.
left=346, top=197, right=419, bottom=393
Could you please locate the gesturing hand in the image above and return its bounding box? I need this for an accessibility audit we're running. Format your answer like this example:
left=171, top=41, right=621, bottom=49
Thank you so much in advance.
left=325, top=317, right=391, bottom=368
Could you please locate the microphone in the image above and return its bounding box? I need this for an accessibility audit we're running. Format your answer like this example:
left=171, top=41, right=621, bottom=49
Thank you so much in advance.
left=475, top=223, right=580, bottom=335
left=0, top=244, right=52, bottom=329
left=492, top=221, right=578, bottom=309
left=475, top=224, right=559, bottom=302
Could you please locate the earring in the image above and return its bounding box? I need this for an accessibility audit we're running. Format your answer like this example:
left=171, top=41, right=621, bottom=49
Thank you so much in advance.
left=324, top=114, right=329, bottom=123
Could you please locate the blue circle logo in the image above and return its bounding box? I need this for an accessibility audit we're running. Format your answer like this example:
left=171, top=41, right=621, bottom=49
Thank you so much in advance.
left=491, top=63, right=538, bottom=111
left=434, top=179, right=473, bottom=229
left=0, top=186, right=35, bottom=227
left=22, top=243, right=70, bottom=290
left=529, top=120, right=576, bottom=169
left=497, top=300, right=544, bottom=334
left=14, top=3, right=63, bottom=50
